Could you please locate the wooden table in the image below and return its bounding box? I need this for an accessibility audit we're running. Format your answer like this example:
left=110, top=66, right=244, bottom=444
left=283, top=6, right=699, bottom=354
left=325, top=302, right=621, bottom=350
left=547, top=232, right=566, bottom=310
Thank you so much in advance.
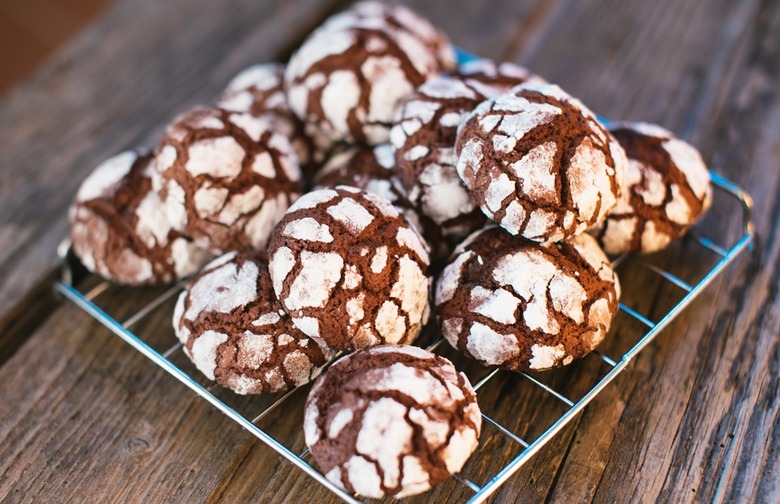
left=1, top=0, right=778, bottom=502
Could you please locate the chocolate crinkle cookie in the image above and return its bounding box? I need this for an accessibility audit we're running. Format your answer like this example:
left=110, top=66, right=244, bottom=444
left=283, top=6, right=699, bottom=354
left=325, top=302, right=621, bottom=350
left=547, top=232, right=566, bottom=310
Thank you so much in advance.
left=455, top=82, right=627, bottom=243
left=173, top=250, right=333, bottom=394
left=390, top=62, right=543, bottom=243
left=435, top=226, right=620, bottom=372
left=313, top=144, right=409, bottom=209
left=304, top=345, right=481, bottom=498
left=152, top=106, right=302, bottom=254
left=590, top=121, right=713, bottom=254
left=390, top=76, right=488, bottom=243
left=216, top=63, right=319, bottom=181
left=69, top=149, right=211, bottom=285
left=268, top=186, right=431, bottom=351
left=455, top=58, right=545, bottom=95
left=217, top=63, right=292, bottom=118
left=284, top=1, right=455, bottom=146
left=313, top=144, right=449, bottom=261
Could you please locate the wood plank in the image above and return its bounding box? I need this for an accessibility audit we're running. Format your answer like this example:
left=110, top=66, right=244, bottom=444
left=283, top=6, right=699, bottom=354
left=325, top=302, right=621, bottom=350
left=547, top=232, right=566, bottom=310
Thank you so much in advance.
left=508, top=0, right=780, bottom=502
left=0, top=296, right=257, bottom=502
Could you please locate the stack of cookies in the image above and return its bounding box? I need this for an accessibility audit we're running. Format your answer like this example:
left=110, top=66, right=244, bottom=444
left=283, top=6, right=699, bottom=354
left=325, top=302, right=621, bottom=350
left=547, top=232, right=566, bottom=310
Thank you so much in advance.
left=68, top=1, right=713, bottom=498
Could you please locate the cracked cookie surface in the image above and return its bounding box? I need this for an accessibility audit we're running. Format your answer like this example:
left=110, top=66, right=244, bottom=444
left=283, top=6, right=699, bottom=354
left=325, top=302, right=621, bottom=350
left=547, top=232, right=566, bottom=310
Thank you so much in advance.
left=152, top=106, right=302, bottom=254
left=284, top=1, right=455, bottom=146
left=173, top=250, right=332, bottom=394
left=217, top=63, right=317, bottom=180
left=313, top=144, right=410, bottom=211
left=390, top=60, right=543, bottom=244
left=70, top=149, right=211, bottom=285
left=455, top=82, right=627, bottom=243
left=455, top=58, right=545, bottom=95
left=436, top=226, right=620, bottom=372
left=304, top=345, right=481, bottom=498
left=268, top=186, right=431, bottom=351
left=590, top=121, right=712, bottom=254
left=313, top=144, right=448, bottom=261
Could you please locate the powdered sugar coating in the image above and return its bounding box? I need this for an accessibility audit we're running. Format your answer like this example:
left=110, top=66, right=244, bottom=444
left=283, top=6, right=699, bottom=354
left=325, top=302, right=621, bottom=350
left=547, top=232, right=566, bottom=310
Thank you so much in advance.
left=390, top=62, right=544, bottom=244
left=304, top=345, right=481, bottom=498
left=314, top=145, right=405, bottom=206
left=268, top=186, right=431, bottom=351
left=285, top=1, right=455, bottom=146
left=590, top=121, right=713, bottom=254
left=455, top=82, right=627, bottom=243
left=435, top=226, right=620, bottom=372
left=390, top=77, right=482, bottom=239
left=152, top=106, right=302, bottom=254
left=218, top=64, right=289, bottom=115
left=173, top=250, right=332, bottom=394
left=217, top=63, right=316, bottom=177
left=312, top=145, right=450, bottom=260
left=69, top=149, right=211, bottom=285
left=455, top=58, right=546, bottom=96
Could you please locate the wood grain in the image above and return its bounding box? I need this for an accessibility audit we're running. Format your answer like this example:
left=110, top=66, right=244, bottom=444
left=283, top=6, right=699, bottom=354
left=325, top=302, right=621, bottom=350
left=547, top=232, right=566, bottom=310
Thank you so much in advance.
left=0, top=0, right=778, bottom=503
left=0, top=0, right=113, bottom=94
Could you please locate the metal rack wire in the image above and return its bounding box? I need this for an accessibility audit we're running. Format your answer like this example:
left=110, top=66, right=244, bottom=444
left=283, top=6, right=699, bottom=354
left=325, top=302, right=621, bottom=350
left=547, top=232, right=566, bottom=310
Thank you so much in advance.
left=55, top=170, right=754, bottom=503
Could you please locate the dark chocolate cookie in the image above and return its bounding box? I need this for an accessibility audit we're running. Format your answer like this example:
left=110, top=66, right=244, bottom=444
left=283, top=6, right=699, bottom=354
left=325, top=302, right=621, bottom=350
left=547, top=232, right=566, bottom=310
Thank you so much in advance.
left=590, top=121, right=712, bottom=254
left=173, top=250, right=333, bottom=394
left=268, top=186, right=431, bottom=351
left=70, top=149, right=211, bottom=285
left=455, top=82, right=627, bottom=243
left=152, top=106, right=302, bottom=254
left=435, top=226, right=620, bottom=372
left=304, top=345, right=481, bottom=498
left=390, top=76, right=489, bottom=243
left=285, top=1, right=455, bottom=145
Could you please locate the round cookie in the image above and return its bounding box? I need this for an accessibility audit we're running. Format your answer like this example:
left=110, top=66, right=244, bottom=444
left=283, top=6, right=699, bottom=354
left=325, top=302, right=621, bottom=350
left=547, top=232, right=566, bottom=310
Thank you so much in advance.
left=216, top=63, right=318, bottom=181
left=304, top=345, right=482, bottom=498
left=312, top=144, right=448, bottom=261
left=390, top=64, right=544, bottom=243
left=435, top=226, right=620, bottom=372
left=153, top=106, right=302, bottom=254
left=590, top=121, right=713, bottom=254
left=69, top=149, right=211, bottom=285
left=284, top=1, right=455, bottom=145
left=390, top=76, right=487, bottom=244
left=455, top=82, right=627, bottom=243
left=173, top=250, right=333, bottom=394
left=268, top=186, right=431, bottom=351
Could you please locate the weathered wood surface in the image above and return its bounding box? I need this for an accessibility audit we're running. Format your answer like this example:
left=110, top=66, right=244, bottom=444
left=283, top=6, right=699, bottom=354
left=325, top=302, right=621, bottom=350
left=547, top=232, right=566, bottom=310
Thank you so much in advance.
left=0, top=0, right=778, bottom=502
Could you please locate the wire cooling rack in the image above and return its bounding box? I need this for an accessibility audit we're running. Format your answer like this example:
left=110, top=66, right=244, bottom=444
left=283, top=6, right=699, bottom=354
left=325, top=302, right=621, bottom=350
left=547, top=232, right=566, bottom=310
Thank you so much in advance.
left=54, top=170, right=754, bottom=503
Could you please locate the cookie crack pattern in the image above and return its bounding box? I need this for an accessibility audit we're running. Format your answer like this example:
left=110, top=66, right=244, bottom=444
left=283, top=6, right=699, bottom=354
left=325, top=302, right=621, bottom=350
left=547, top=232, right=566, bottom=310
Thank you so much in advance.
left=436, top=227, right=619, bottom=372
left=455, top=83, right=624, bottom=243
left=305, top=346, right=480, bottom=499
left=70, top=149, right=212, bottom=284
left=153, top=107, right=301, bottom=253
left=269, top=187, right=430, bottom=351
left=173, top=250, right=331, bottom=394
left=285, top=6, right=453, bottom=146
left=591, top=122, right=712, bottom=254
